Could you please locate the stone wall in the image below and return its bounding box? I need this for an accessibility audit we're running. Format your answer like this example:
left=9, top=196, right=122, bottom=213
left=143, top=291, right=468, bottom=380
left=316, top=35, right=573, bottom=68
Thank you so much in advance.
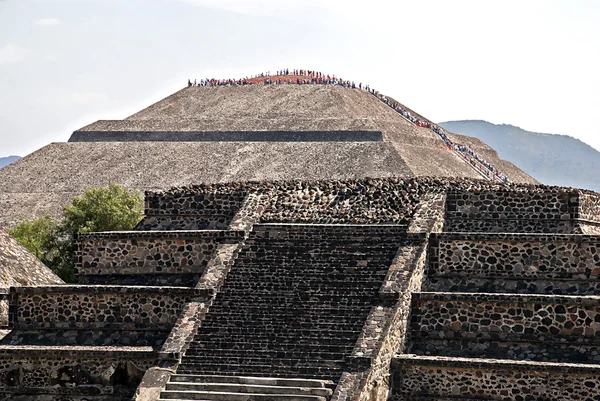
left=444, top=189, right=600, bottom=233
left=425, top=233, right=600, bottom=294
left=75, top=231, right=244, bottom=286
left=409, top=292, right=600, bottom=363
left=391, top=355, right=600, bottom=401
left=575, top=192, right=600, bottom=223
left=138, top=177, right=600, bottom=231
left=0, top=347, right=155, bottom=390
left=444, top=190, right=574, bottom=233
left=9, top=286, right=208, bottom=331
left=69, top=130, right=384, bottom=142
left=446, top=190, right=572, bottom=220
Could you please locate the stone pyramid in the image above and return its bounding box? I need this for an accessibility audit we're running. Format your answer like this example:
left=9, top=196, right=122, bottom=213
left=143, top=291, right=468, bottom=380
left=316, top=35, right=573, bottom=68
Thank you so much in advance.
left=0, top=78, right=535, bottom=227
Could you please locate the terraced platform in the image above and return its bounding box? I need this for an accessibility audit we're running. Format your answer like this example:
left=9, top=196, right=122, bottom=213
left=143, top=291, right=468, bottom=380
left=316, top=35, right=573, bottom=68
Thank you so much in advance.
left=392, top=188, right=600, bottom=401
left=3, top=179, right=600, bottom=400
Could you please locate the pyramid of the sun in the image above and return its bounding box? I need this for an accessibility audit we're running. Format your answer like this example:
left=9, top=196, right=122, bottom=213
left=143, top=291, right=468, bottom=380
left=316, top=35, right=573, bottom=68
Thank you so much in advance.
left=0, top=82, right=536, bottom=226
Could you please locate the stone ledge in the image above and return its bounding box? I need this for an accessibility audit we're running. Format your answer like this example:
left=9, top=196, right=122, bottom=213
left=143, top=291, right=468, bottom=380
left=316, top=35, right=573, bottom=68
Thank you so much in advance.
left=9, top=285, right=212, bottom=297
left=414, top=291, right=600, bottom=305
left=0, top=385, right=115, bottom=396
left=253, top=223, right=410, bottom=228
left=393, top=354, right=600, bottom=374
left=445, top=215, right=572, bottom=221
left=426, top=274, right=600, bottom=281
left=69, top=129, right=384, bottom=142
left=78, top=229, right=245, bottom=241
left=411, top=336, right=600, bottom=346
left=432, top=232, right=600, bottom=242
left=0, top=345, right=157, bottom=357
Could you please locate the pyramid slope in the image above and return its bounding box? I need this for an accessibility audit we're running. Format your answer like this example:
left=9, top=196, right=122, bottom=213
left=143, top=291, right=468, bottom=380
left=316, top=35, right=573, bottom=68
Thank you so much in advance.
left=0, top=228, right=63, bottom=287
left=0, top=140, right=411, bottom=226
left=73, top=84, right=534, bottom=184
left=0, top=83, right=536, bottom=226
left=125, top=84, right=400, bottom=121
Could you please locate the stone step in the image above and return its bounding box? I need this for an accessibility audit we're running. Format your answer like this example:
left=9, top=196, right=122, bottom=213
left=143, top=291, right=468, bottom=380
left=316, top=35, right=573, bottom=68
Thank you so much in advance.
left=169, top=374, right=335, bottom=388
left=177, top=363, right=344, bottom=379
left=233, top=258, right=393, bottom=264
left=223, top=271, right=390, bottom=278
left=236, top=248, right=395, bottom=255
left=196, top=327, right=362, bottom=336
left=165, top=382, right=333, bottom=397
left=220, top=278, right=386, bottom=285
left=203, top=307, right=372, bottom=317
left=200, top=317, right=366, bottom=327
left=184, top=349, right=349, bottom=359
left=242, top=238, right=405, bottom=244
left=188, top=335, right=354, bottom=352
left=215, top=288, right=383, bottom=295
left=215, top=290, right=380, bottom=299
left=159, top=389, right=327, bottom=400
left=198, top=322, right=364, bottom=332
left=238, top=248, right=399, bottom=255
left=224, top=269, right=389, bottom=276
left=214, top=292, right=379, bottom=299
left=207, top=305, right=374, bottom=313
left=183, top=351, right=347, bottom=362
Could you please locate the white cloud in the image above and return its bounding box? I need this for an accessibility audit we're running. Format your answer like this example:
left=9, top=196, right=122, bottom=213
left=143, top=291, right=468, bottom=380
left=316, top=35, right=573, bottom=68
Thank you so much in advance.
left=35, top=18, right=61, bottom=26
left=174, top=0, right=347, bottom=17
left=0, top=44, right=30, bottom=64
left=58, top=91, right=108, bottom=105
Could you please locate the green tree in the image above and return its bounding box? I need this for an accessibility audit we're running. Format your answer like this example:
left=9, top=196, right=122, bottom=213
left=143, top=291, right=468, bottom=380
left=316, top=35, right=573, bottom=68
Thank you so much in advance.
left=9, top=183, right=144, bottom=282
left=8, top=215, right=58, bottom=263
left=61, top=183, right=144, bottom=235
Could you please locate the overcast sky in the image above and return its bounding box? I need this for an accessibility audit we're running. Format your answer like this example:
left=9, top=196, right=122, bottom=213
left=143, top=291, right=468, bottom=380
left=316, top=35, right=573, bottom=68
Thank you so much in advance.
left=1, top=0, right=599, bottom=156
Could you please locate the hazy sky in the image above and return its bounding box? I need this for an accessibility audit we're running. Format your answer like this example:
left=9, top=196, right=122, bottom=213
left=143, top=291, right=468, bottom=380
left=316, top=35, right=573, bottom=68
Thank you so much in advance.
left=1, top=0, right=599, bottom=156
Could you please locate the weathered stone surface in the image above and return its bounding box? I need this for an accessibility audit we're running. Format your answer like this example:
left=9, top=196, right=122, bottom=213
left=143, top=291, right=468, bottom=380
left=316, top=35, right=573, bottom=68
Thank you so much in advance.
left=75, top=230, right=244, bottom=286
left=0, top=83, right=539, bottom=226
left=391, top=355, right=600, bottom=401
left=426, top=233, right=600, bottom=294
left=0, top=228, right=63, bottom=288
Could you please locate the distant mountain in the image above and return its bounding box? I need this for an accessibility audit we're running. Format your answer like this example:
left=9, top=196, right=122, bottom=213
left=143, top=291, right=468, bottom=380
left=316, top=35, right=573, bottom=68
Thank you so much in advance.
left=440, top=120, right=600, bottom=192
left=0, top=156, right=20, bottom=169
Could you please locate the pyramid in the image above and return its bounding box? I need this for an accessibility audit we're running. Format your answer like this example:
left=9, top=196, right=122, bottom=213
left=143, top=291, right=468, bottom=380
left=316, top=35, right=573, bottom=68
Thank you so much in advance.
left=0, top=77, right=536, bottom=226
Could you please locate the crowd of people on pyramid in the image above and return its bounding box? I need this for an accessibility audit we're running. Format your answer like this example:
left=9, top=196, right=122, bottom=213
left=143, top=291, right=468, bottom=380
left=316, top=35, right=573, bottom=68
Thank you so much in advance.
left=186, top=69, right=509, bottom=182
left=375, top=94, right=510, bottom=182
left=188, top=78, right=255, bottom=87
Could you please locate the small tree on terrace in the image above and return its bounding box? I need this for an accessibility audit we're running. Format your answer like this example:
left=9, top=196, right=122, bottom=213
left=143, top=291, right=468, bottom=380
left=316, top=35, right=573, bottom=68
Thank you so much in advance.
left=9, top=183, right=144, bottom=282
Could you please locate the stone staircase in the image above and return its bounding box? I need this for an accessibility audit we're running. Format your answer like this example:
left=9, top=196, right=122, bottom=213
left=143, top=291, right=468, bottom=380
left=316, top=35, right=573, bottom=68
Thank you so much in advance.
left=159, top=375, right=335, bottom=401
left=392, top=189, right=600, bottom=401
left=163, top=224, right=408, bottom=400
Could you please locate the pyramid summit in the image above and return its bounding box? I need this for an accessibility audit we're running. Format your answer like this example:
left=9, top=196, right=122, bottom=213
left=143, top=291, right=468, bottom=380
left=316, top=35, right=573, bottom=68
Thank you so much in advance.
left=0, top=70, right=535, bottom=226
